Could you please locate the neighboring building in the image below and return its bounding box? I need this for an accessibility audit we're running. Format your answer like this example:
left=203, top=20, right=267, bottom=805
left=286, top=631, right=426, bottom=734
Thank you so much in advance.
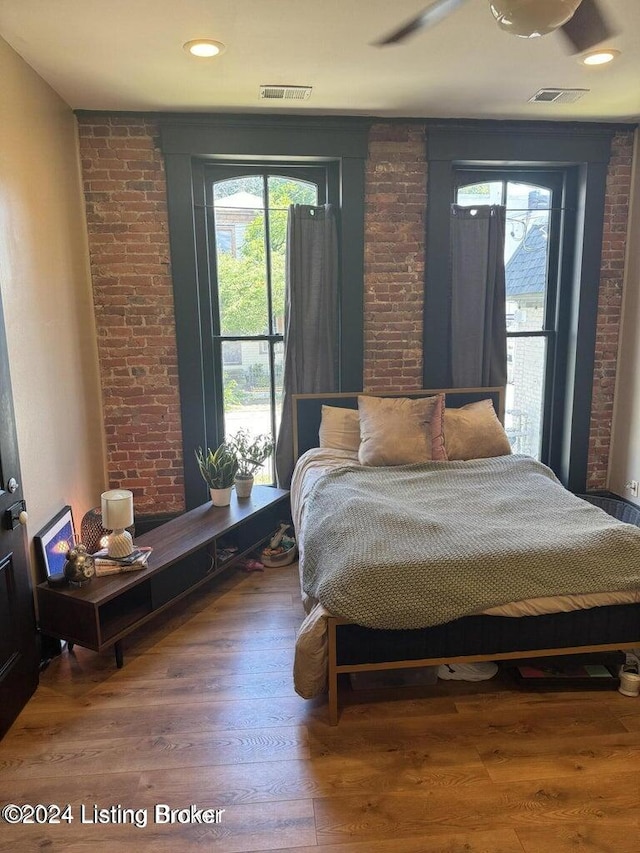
left=504, top=218, right=548, bottom=456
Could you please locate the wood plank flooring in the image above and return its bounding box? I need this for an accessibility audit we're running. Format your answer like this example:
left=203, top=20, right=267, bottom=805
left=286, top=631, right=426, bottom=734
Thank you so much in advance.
left=1, top=563, right=639, bottom=853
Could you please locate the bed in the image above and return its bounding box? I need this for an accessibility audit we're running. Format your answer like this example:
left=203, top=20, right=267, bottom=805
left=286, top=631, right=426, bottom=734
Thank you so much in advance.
left=290, top=388, right=640, bottom=724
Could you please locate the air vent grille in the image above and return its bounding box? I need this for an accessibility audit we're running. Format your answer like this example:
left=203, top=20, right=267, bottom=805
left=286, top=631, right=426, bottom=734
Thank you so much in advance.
left=260, top=85, right=312, bottom=101
left=529, top=88, right=589, bottom=104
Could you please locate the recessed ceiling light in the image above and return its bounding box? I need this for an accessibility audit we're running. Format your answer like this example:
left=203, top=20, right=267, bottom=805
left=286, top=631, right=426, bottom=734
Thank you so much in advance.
left=581, top=49, right=620, bottom=66
left=183, top=39, right=226, bottom=58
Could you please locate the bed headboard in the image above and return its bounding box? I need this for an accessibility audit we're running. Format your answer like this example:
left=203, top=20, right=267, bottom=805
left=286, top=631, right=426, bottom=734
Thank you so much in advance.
left=293, top=387, right=505, bottom=460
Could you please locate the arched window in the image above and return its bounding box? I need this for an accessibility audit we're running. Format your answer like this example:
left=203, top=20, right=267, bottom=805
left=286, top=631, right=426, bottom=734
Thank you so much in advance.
left=208, top=168, right=322, bottom=483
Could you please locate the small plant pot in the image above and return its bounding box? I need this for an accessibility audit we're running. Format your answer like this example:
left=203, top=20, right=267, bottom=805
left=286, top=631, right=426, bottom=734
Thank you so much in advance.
left=234, top=475, right=254, bottom=499
left=210, top=486, right=233, bottom=507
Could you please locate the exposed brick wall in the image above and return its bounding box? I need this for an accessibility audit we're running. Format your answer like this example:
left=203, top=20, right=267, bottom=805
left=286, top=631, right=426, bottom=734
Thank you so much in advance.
left=77, top=114, right=630, bottom=511
left=77, top=115, right=184, bottom=515
left=587, top=130, right=635, bottom=491
left=363, top=123, right=426, bottom=392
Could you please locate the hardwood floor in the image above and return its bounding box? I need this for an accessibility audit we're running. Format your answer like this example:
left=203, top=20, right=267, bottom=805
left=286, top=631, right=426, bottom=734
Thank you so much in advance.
left=1, top=563, right=639, bottom=853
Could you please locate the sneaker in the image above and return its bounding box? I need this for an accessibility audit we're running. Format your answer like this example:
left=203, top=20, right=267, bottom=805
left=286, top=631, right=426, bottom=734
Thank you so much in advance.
left=623, top=653, right=640, bottom=674
left=437, top=662, right=498, bottom=681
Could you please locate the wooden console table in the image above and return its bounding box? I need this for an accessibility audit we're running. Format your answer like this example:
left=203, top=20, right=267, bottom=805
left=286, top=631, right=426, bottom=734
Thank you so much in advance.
left=36, top=486, right=289, bottom=667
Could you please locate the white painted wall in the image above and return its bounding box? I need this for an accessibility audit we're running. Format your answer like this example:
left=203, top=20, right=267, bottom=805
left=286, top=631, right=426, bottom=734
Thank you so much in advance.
left=0, top=36, right=106, bottom=579
left=609, top=129, right=640, bottom=504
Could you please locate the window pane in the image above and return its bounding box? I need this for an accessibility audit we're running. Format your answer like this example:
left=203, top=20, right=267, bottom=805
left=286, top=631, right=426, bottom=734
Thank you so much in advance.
left=214, top=178, right=269, bottom=336
left=222, top=340, right=276, bottom=484
left=214, top=176, right=264, bottom=203
left=222, top=340, right=242, bottom=365
left=273, top=339, right=284, bottom=438
left=269, top=210, right=287, bottom=333
left=505, top=182, right=551, bottom=332
left=456, top=181, right=502, bottom=207
left=268, top=176, right=318, bottom=207
left=505, top=336, right=546, bottom=459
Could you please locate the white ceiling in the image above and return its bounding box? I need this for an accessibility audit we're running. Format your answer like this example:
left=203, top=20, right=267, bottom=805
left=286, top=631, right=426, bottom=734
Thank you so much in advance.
left=1, top=0, right=639, bottom=121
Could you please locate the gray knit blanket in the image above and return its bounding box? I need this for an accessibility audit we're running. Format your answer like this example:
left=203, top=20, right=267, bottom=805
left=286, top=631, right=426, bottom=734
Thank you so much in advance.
left=300, top=455, right=640, bottom=629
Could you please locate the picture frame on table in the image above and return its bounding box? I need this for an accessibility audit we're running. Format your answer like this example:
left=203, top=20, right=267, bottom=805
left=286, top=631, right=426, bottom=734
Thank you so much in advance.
left=33, top=505, right=76, bottom=583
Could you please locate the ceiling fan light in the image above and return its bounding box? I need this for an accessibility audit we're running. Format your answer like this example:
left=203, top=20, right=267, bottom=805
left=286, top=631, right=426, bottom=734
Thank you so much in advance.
left=489, top=0, right=582, bottom=38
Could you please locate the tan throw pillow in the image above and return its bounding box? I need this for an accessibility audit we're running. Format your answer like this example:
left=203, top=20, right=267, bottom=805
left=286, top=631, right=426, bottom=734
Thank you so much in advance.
left=318, top=405, right=361, bottom=452
left=444, top=398, right=512, bottom=460
left=358, top=394, right=445, bottom=466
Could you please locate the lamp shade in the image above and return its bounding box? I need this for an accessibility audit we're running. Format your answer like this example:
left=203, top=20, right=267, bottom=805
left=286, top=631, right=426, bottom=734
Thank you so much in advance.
left=101, top=489, right=134, bottom=531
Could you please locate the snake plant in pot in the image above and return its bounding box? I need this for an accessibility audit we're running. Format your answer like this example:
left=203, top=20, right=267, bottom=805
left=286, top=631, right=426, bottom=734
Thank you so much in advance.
left=195, top=444, right=239, bottom=506
left=228, top=429, right=274, bottom=498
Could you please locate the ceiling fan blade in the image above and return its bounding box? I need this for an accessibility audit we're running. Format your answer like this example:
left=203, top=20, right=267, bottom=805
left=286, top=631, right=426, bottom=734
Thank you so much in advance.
left=559, top=0, right=614, bottom=53
left=375, top=0, right=469, bottom=46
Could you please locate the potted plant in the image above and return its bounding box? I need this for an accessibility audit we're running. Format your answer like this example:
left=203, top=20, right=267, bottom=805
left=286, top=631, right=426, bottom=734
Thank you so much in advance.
left=229, top=429, right=274, bottom=498
left=195, top=444, right=239, bottom=507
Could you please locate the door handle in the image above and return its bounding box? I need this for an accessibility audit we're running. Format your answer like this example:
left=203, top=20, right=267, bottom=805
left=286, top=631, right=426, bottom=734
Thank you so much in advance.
left=4, top=500, right=27, bottom=530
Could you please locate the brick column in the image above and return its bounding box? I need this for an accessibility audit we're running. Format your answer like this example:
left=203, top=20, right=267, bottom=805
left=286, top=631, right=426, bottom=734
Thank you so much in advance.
left=77, top=114, right=184, bottom=515
left=363, top=123, right=426, bottom=392
left=587, top=130, right=634, bottom=490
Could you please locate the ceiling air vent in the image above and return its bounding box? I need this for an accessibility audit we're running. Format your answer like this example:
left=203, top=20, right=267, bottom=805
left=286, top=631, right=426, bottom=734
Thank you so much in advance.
left=260, top=85, right=312, bottom=101
left=529, top=88, right=589, bottom=104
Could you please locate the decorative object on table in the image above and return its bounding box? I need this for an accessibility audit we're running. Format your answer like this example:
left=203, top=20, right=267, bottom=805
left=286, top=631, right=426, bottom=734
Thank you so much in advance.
left=93, top=546, right=153, bottom=577
left=261, top=522, right=297, bottom=567
left=228, top=429, right=274, bottom=499
left=80, top=506, right=136, bottom=555
left=63, top=544, right=95, bottom=587
left=33, top=505, right=76, bottom=586
left=80, top=507, right=108, bottom=554
left=101, top=489, right=135, bottom=558
left=195, top=444, right=238, bottom=506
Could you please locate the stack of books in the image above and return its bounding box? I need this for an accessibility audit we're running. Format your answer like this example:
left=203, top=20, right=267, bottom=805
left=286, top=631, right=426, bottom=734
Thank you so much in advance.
left=93, top=547, right=153, bottom=577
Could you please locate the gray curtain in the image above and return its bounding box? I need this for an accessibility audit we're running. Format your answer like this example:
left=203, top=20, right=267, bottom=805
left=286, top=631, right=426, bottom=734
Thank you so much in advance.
left=450, top=204, right=507, bottom=388
left=275, top=204, right=338, bottom=488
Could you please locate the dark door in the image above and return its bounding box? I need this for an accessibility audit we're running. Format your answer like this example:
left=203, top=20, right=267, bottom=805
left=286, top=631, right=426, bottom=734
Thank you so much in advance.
left=0, top=289, right=38, bottom=739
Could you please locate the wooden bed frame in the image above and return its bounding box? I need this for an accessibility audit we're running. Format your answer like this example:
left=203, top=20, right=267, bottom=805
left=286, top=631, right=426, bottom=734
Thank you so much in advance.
left=292, top=388, right=640, bottom=725
left=326, top=619, right=638, bottom=725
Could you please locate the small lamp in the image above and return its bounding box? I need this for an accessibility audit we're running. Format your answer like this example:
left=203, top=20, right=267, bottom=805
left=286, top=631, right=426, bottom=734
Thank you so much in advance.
left=101, top=489, right=134, bottom=558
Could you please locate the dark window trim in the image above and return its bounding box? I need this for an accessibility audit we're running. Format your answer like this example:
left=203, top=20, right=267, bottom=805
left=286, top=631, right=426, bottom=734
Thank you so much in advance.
left=423, top=119, right=627, bottom=493
left=161, top=116, right=369, bottom=509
